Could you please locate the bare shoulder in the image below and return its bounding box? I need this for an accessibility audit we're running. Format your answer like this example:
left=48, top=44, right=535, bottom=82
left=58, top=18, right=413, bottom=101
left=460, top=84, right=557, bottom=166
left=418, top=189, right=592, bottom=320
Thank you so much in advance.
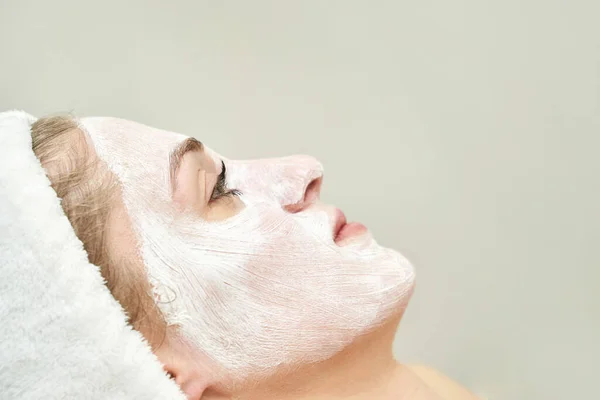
left=406, top=364, right=480, bottom=400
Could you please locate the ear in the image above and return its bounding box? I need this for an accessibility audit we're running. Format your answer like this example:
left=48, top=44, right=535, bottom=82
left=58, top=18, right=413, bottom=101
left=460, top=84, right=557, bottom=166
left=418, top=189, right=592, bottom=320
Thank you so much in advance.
left=162, top=361, right=207, bottom=400
left=154, top=333, right=211, bottom=399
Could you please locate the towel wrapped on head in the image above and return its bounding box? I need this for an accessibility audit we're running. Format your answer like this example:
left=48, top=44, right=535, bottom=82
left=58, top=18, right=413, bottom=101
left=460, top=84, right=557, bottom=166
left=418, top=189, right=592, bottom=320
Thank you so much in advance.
left=0, top=110, right=186, bottom=399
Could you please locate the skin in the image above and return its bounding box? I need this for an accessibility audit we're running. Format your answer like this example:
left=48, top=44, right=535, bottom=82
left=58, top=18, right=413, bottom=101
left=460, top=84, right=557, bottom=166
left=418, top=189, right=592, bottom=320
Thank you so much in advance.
left=93, top=129, right=477, bottom=400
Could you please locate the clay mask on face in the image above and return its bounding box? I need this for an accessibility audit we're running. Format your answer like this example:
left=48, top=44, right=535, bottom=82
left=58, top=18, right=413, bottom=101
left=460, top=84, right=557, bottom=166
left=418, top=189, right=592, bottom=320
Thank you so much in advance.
left=80, top=117, right=415, bottom=378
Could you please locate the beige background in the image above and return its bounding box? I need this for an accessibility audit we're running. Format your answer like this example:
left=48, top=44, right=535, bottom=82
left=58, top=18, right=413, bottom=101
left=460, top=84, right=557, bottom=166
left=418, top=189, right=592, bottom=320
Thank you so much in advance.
left=1, top=1, right=598, bottom=398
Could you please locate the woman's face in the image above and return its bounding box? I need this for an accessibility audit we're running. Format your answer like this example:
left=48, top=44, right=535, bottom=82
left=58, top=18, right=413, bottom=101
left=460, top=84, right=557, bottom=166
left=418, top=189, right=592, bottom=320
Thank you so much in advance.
left=81, top=117, right=415, bottom=378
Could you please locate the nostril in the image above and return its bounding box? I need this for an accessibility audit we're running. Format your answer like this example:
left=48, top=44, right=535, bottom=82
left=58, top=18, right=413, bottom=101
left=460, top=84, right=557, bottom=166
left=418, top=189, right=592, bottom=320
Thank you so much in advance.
left=303, top=177, right=322, bottom=204
left=283, top=177, right=322, bottom=214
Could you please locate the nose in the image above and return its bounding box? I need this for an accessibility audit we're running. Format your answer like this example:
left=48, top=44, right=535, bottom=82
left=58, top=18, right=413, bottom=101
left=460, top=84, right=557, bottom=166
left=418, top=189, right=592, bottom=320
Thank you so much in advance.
left=284, top=175, right=323, bottom=213
left=279, top=155, right=323, bottom=211
left=229, top=154, right=323, bottom=209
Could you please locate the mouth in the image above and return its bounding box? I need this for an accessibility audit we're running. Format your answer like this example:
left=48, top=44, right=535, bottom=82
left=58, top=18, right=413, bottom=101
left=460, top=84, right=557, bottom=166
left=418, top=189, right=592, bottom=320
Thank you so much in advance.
left=333, top=208, right=368, bottom=244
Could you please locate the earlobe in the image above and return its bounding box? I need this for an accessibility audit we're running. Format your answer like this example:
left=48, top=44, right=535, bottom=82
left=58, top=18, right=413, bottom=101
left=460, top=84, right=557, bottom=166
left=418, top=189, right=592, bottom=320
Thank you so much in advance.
left=163, top=363, right=207, bottom=399
left=179, top=380, right=208, bottom=399
left=156, top=332, right=217, bottom=399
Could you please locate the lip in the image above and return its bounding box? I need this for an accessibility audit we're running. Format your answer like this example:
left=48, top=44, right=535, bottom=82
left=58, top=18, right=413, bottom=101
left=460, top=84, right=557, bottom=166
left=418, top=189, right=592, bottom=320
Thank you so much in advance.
left=333, top=208, right=368, bottom=244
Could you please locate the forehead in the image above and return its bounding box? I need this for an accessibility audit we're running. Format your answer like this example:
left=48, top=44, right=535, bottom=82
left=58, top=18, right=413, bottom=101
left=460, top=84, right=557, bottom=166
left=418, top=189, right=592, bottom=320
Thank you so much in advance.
left=80, top=117, right=188, bottom=159
left=80, top=117, right=222, bottom=171
left=79, top=117, right=226, bottom=214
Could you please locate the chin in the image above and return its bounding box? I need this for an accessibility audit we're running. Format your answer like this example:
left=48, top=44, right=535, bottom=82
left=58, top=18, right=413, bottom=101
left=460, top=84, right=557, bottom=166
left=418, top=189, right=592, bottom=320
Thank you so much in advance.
left=371, top=245, right=417, bottom=323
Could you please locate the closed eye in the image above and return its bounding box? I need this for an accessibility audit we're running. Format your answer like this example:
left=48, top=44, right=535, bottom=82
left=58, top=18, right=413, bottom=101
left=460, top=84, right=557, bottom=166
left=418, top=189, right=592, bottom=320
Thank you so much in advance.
left=210, top=160, right=241, bottom=202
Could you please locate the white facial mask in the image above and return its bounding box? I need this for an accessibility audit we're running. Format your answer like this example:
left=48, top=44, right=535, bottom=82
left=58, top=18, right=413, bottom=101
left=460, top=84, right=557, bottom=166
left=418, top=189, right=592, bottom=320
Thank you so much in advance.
left=80, top=117, right=415, bottom=378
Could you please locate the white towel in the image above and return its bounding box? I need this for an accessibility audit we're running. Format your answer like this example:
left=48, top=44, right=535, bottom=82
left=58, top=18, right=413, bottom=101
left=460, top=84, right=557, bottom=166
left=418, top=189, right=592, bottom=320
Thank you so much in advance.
left=0, top=111, right=186, bottom=399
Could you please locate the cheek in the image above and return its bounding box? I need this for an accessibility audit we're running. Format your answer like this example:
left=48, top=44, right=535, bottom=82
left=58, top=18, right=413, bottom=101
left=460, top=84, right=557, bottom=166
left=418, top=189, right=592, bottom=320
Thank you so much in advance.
left=203, top=196, right=245, bottom=221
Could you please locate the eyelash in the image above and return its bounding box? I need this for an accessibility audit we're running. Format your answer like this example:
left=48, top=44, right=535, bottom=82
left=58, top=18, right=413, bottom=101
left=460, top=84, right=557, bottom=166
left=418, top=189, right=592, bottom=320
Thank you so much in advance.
left=210, top=160, right=241, bottom=202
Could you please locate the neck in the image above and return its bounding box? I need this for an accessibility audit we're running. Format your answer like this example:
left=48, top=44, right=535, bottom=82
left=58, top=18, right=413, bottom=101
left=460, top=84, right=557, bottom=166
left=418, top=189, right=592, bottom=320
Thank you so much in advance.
left=209, top=315, right=429, bottom=400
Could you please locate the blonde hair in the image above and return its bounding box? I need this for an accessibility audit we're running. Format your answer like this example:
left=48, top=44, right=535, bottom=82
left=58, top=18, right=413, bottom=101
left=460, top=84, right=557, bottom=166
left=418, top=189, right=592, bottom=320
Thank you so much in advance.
left=31, top=116, right=166, bottom=347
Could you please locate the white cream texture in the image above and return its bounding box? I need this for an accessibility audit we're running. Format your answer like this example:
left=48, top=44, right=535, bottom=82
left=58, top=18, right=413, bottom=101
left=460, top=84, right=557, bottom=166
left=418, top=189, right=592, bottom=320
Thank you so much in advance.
left=80, top=117, right=415, bottom=377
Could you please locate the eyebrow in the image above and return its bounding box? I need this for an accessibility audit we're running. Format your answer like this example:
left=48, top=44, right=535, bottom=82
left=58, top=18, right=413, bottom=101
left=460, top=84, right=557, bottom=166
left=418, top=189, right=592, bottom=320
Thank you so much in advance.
left=169, top=137, right=204, bottom=193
